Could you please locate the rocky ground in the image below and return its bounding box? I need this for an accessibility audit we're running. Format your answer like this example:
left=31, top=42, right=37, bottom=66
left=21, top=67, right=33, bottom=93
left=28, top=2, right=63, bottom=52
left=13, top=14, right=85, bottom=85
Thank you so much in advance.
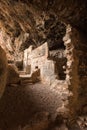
left=0, top=82, right=86, bottom=130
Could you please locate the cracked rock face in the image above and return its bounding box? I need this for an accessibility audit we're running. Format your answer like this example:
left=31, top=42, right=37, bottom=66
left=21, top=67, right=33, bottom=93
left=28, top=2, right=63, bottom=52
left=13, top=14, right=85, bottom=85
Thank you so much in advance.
left=0, top=0, right=87, bottom=54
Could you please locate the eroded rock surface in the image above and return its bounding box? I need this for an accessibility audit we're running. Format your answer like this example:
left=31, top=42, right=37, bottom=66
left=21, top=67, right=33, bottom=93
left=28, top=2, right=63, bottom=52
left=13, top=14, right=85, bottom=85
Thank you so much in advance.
left=7, top=64, right=20, bottom=85
left=0, top=46, right=7, bottom=98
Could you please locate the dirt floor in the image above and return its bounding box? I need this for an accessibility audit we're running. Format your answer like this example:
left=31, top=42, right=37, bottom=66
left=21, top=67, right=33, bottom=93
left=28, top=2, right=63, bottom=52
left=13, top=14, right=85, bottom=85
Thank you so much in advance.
left=0, top=82, right=64, bottom=130
left=0, top=82, right=86, bottom=130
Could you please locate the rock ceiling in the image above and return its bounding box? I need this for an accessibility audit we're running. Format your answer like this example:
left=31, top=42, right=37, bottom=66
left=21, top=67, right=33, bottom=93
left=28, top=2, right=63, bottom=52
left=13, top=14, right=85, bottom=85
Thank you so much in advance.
left=0, top=0, right=87, bottom=54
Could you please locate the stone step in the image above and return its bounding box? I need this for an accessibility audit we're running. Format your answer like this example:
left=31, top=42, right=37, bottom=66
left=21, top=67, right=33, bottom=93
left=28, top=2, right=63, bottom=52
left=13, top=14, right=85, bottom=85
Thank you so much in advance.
left=19, top=71, right=26, bottom=75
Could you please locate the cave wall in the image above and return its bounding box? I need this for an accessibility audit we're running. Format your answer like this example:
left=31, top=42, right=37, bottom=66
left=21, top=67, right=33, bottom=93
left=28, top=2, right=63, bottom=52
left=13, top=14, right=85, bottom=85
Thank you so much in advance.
left=0, top=0, right=86, bottom=119
left=0, top=30, right=14, bottom=61
left=7, top=64, right=20, bottom=85
left=0, top=46, right=7, bottom=98
left=0, top=0, right=87, bottom=37
left=0, top=29, right=27, bottom=64
left=23, top=42, right=57, bottom=84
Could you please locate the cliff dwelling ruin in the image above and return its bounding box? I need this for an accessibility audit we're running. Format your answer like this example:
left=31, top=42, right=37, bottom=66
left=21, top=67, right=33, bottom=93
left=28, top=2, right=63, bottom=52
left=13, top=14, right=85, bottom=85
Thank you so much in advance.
left=0, top=0, right=87, bottom=130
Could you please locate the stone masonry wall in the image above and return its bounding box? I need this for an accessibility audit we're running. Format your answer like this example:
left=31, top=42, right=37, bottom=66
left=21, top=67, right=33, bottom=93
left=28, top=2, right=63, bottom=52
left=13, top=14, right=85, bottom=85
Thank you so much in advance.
left=63, top=25, right=79, bottom=121
left=70, top=28, right=87, bottom=116
left=73, top=31, right=87, bottom=115
left=23, top=42, right=57, bottom=84
left=50, top=50, right=67, bottom=80
left=63, top=24, right=87, bottom=122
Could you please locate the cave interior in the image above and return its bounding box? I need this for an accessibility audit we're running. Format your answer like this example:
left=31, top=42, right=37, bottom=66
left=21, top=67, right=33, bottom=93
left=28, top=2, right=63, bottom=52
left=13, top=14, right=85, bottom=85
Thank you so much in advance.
left=0, top=0, right=87, bottom=130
